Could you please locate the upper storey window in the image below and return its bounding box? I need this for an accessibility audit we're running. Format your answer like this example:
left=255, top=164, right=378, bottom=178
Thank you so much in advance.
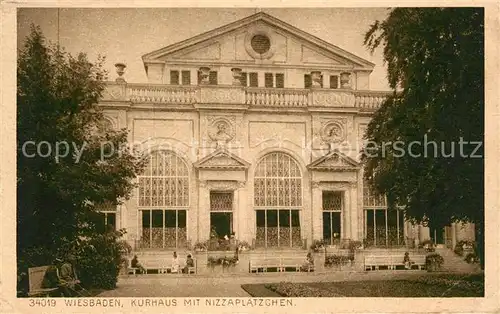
left=170, top=70, right=191, bottom=85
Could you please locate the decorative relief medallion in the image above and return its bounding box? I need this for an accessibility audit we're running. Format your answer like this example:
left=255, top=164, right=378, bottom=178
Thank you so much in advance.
left=320, top=120, right=346, bottom=144
left=207, top=117, right=236, bottom=148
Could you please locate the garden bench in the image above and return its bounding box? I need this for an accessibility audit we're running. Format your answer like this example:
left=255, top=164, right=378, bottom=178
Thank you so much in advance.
left=249, top=257, right=314, bottom=273
left=249, top=257, right=282, bottom=273
left=364, top=254, right=426, bottom=271
left=132, top=258, right=197, bottom=274
left=28, top=266, right=59, bottom=297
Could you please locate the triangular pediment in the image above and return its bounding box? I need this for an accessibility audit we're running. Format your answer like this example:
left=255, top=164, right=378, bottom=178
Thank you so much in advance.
left=142, top=12, right=374, bottom=69
left=194, top=149, right=250, bottom=170
left=307, top=149, right=360, bottom=171
left=171, top=42, right=221, bottom=60
left=301, top=45, right=342, bottom=65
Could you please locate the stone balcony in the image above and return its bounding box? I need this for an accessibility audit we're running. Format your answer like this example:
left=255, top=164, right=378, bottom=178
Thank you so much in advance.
left=101, top=82, right=390, bottom=111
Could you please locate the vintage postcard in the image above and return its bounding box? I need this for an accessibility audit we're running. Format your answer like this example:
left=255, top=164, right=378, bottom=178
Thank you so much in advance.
left=1, top=1, right=499, bottom=313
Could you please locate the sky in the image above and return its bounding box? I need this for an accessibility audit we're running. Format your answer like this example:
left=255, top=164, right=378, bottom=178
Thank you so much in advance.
left=17, top=8, right=391, bottom=90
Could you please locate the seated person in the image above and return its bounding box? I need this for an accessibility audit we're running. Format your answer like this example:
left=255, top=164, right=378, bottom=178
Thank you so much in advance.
left=403, top=252, right=412, bottom=270
left=130, top=255, right=146, bottom=274
left=171, top=251, right=180, bottom=273
left=182, top=254, right=195, bottom=274
left=58, top=254, right=88, bottom=297
left=300, top=252, right=314, bottom=271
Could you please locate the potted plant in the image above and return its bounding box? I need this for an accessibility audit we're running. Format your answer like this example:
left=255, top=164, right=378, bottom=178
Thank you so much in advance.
left=310, top=240, right=325, bottom=253
left=194, top=241, right=207, bottom=252
left=238, top=241, right=251, bottom=252
left=425, top=253, right=444, bottom=272
left=421, top=239, right=435, bottom=252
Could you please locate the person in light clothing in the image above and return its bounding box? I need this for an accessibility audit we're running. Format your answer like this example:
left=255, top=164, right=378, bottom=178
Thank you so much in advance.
left=171, top=251, right=180, bottom=273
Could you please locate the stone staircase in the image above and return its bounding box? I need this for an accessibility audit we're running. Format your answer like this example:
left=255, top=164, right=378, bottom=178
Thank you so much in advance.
left=435, top=248, right=481, bottom=273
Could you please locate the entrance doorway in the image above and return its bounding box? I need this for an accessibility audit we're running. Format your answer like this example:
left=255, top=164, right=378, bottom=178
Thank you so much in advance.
left=209, top=191, right=233, bottom=239
left=210, top=212, right=232, bottom=238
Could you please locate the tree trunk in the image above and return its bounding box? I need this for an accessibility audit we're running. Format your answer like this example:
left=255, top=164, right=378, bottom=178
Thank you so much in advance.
left=475, top=222, right=484, bottom=270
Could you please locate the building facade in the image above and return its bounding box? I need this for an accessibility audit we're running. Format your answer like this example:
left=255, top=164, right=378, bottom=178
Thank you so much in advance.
left=99, top=12, right=474, bottom=250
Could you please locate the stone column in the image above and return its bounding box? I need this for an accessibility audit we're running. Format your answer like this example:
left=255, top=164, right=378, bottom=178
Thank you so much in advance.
left=198, top=181, right=210, bottom=242
left=349, top=182, right=359, bottom=241
left=311, top=181, right=323, bottom=241
left=237, top=181, right=249, bottom=243
left=189, top=69, right=197, bottom=86
left=451, top=223, right=457, bottom=249
left=343, top=187, right=351, bottom=240
left=419, top=224, right=431, bottom=242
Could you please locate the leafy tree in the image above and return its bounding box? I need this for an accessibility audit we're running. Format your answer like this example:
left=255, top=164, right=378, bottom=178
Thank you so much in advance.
left=363, top=8, right=484, bottom=265
left=17, top=25, right=145, bottom=288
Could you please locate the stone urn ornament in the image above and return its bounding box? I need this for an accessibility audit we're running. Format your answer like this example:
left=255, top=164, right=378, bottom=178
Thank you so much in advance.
left=199, top=66, right=211, bottom=85
left=340, top=72, right=351, bottom=89
left=310, top=71, right=322, bottom=88
left=115, top=63, right=127, bottom=83
left=231, top=68, right=243, bottom=86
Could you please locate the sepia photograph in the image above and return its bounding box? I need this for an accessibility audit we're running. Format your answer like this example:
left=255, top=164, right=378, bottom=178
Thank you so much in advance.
left=3, top=2, right=497, bottom=311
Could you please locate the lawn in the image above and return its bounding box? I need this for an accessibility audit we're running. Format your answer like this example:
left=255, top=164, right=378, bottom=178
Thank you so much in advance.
left=243, top=274, right=484, bottom=297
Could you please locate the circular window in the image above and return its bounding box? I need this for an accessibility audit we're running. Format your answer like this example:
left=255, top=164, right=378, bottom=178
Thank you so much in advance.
left=251, top=35, right=271, bottom=54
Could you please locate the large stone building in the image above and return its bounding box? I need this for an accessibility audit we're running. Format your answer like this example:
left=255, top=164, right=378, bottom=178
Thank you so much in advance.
left=99, top=12, right=474, bottom=251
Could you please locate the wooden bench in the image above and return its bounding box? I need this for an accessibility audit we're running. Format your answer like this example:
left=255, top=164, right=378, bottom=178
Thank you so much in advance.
left=28, top=266, right=59, bottom=297
left=133, top=258, right=197, bottom=274
left=249, top=257, right=314, bottom=273
left=364, top=254, right=426, bottom=271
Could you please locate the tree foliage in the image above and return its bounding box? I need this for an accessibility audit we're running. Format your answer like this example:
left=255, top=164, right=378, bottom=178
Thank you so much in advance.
left=362, top=8, right=484, bottom=231
left=17, top=26, right=145, bottom=274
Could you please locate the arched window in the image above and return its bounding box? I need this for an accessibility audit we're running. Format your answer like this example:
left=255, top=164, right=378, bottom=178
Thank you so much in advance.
left=254, top=152, right=302, bottom=248
left=138, top=151, right=189, bottom=249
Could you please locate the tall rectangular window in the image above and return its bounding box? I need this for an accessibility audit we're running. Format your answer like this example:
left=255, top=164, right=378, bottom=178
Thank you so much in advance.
left=170, top=70, right=180, bottom=85
left=181, top=70, right=191, bottom=85
left=209, top=71, right=218, bottom=85
left=330, top=75, right=339, bottom=89
left=249, top=72, right=258, bottom=87
left=275, top=73, right=284, bottom=88
left=265, top=73, right=274, bottom=88
left=240, top=72, right=248, bottom=86
left=304, top=74, right=312, bottom=88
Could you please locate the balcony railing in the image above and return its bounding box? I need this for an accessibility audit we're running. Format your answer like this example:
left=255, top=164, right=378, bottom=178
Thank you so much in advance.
left=101, top=82, right=390, bottom=111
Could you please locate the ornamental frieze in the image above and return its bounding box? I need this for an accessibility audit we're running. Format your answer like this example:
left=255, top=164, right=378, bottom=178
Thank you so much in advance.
left=311, top=90, right=355, bottom=107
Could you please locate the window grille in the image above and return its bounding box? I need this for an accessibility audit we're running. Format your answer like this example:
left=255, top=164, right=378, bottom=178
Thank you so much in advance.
left=181, top=70, right=191, bottom=85
left=210, top=192, right=233, bottom=212
left=254, top=152, right=302, bottom=207
left=170, top=70, right=179, bottom=85
left=322, top=191, right=343, bottom=211
left=138, top=151, right=189, bottom=208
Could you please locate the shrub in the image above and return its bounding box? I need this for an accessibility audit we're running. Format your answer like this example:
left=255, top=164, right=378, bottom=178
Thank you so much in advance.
left=454, top=240, right=475, bottom=256
left=465, top=252, right=479, bottom=264
left=194, top=241, right=207, bottom=251
left=425, top=253, right=444, bottom=272
left=74, top=229, right=131, bottom=290
left=238, top=240, right=252, bottom=251
left=324, top=255, right=352, bottom=267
